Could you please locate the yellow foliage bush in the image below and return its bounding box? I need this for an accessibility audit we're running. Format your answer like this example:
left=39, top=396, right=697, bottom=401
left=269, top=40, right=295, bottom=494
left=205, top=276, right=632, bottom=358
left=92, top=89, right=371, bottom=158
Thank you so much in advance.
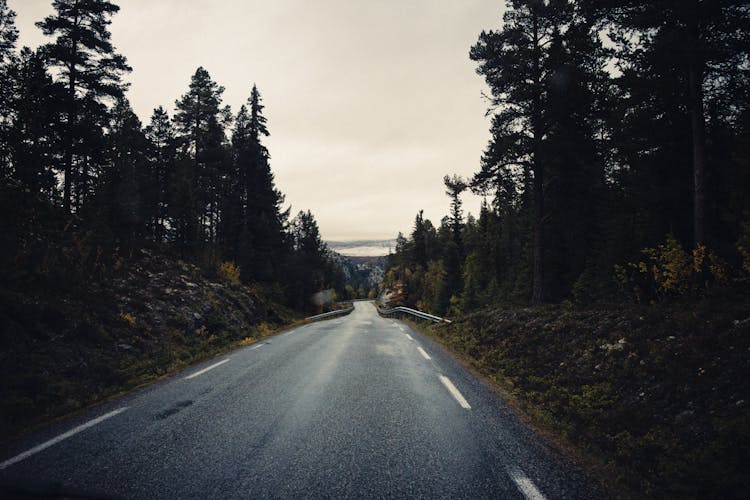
left=640, top=234, right=693, bottom=295
left=254, top=323, right=274, bottom=337
left=692, top=244, right=706, bottom=273
left=217, top=261, right=241, bottom=284
left=708, top=252, right=730, bottom=286
left=118, top=311, right=136, bottom=327
left=617, top=234, right=735, bottom=301
left=239, top=337, right=256, bottom=346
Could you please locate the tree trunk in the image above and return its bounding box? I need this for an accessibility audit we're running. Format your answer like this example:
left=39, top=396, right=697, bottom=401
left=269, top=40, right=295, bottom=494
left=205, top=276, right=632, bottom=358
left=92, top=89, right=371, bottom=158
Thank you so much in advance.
left=532, top=164, right=544, bottom=304
left=531, top=12, right=545, bottom=305
left=64, top=78, right=75, bottom=213
left=63, top=139, right=72, bottom=211
left=688, top=0, right=706, bottom=247
left=63, top=5, right=80, bottom=213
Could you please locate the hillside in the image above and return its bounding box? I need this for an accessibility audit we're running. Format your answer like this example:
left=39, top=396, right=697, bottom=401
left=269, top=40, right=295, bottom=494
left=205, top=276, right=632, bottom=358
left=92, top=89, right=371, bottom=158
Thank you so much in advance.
left=419, top=299, right=750, bottom=498
left=0, top=246, right=297, bottom=441
left=329, top=251, right=385, bottom=297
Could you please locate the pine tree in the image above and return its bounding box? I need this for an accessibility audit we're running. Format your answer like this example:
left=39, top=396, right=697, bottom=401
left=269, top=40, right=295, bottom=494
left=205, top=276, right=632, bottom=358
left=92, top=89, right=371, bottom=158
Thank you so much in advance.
left=471, top=0, right=573, bottom=303
left=0, top=0, right=15, bottom=61
left=590, top=0, right=750, bottom=246
left=37, top=0, right=131, bottom=213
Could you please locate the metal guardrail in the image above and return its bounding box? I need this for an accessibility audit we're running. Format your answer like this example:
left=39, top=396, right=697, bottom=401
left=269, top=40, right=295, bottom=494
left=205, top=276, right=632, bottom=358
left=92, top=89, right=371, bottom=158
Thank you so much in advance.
left=305, top=307, right=354, bottom=321
left=377, top=306, right=451, bottom=324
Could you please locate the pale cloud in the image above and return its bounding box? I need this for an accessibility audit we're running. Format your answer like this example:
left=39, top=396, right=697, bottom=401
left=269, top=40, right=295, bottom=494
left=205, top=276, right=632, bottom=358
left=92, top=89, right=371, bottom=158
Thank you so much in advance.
left=12, top=0, right=503, bottom=240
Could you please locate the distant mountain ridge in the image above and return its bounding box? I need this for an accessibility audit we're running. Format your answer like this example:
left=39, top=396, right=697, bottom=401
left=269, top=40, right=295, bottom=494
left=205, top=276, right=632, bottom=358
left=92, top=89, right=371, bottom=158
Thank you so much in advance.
left=327, top=239, right=396, bottom=257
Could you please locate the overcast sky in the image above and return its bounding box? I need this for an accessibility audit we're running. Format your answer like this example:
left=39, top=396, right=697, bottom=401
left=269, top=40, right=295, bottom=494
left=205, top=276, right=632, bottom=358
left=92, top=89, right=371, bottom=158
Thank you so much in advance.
left=12, top=0, right=502, bottom=241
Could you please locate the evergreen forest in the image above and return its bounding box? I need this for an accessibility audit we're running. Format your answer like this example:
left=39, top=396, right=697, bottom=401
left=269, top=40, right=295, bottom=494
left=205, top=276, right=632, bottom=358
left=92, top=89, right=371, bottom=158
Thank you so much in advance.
left=385, top=0, right=750, bottom=314
left=0, top=0, right=343, bottom=312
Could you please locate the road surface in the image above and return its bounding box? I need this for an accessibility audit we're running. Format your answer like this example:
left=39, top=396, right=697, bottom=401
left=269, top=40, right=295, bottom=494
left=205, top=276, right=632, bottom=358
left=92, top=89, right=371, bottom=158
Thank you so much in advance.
left=0, top=302, right=598, bottom=499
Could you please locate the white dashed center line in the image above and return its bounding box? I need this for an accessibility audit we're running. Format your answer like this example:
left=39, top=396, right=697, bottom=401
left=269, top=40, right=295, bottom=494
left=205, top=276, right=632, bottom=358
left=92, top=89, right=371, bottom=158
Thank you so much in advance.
left=249, top=343, right=265, bottom=350
left=405, top=333, right=414, bottom=341
left=438, top=375, right=471, bottom=409
left=184, top=359, right=229, bottom=379
left=417, top=346, right=431, bottom=360
left=0, top=407, right=129, bottom=470
left=507, top=466, right=548, bottom=500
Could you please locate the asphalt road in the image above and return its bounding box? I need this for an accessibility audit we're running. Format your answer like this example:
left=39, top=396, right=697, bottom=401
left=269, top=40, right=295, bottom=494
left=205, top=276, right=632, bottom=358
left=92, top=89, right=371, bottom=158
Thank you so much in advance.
left=0, top=302, right=599, bottom=499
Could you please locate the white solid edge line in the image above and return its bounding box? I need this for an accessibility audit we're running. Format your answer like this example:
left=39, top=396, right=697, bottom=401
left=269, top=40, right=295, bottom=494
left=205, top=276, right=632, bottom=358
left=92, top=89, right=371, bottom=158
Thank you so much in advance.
left=507, top=466, right=548, bottom=500
left=184, top=358, right=230, bottom=379
left=0, top=407, right=128, bottom=470
left=417, top=346, right=431, bottom=360
left=405, top=333, right=414, bottom=341
left=438, top=375, right=471, bottom=409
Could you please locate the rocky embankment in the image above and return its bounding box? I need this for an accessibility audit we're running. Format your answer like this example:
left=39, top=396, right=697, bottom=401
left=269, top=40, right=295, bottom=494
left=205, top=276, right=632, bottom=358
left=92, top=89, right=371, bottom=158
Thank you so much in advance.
left=0, top=248, right=295, bottom=441
left=424, top=299, right=750, bottom=499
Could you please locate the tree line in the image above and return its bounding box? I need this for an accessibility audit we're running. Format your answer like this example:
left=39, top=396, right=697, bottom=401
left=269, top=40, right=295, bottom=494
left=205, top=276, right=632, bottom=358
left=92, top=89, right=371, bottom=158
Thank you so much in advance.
left=385, top=0, right=750, bottom=314
left=0, top=0, right=343, bottom=311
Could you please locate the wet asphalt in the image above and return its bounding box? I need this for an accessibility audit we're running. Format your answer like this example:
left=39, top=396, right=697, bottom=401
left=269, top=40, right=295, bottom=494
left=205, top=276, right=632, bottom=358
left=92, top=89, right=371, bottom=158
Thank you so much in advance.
left=0, top=302, right=600, bottom=499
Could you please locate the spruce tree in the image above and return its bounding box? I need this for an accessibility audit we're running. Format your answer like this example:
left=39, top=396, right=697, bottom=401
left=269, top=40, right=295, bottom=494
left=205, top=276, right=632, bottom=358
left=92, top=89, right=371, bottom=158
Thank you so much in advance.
left=442, top=175, right=467, bottom=303
left=542, top=5, right=610, bottom=299
left=411, top=210, right=428, bottom=269
left=144, top=106, right=176, bottom=241
left=288, top=210, right=331, bottom=310
left=443, top=174, right=467, bottom=248
left=99, top=97, right=149, bottom=250
left=234, top=84, right=286, bottom=282
left=9, top=48, right=65, bottom=199
left=173, top=67, right=230, bottom=252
